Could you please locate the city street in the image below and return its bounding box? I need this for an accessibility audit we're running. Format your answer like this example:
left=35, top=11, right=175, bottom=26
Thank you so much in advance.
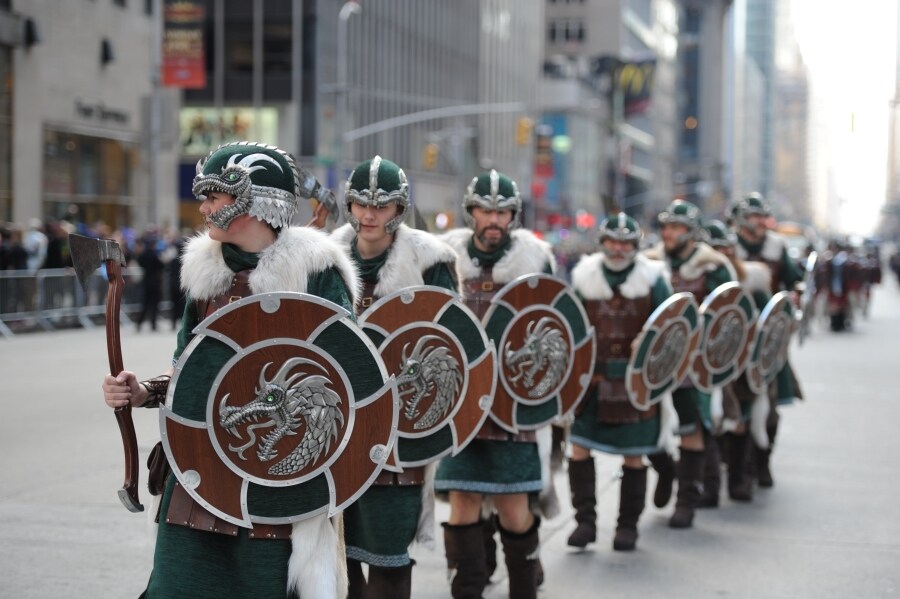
left=1, top=276, right=899, bottom=598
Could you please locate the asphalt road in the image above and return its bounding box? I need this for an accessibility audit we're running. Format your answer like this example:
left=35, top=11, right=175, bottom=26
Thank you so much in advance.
left=1, top=277, right=899, bottom=598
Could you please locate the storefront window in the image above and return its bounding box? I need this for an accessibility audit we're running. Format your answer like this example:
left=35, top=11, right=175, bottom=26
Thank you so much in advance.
left=43, top=129, right=137, bottom=228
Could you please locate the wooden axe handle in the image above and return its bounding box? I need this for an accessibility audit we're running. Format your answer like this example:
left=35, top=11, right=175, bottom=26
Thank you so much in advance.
left=105, top=259, right=144, bottom=513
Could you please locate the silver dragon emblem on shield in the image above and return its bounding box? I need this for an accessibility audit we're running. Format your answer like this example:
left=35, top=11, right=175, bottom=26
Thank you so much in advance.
left=396, top=335, right=463, bottom=430
left=219, top=357, right=344, bottom=476
left=505, top=316, right=570, bottom=399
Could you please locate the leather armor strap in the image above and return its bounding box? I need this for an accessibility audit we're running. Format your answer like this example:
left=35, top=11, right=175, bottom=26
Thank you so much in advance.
left=359, top=279, right=379, bottom=313
left=670, top=270, right=709, bottom=302
left=196, top=269, right=254, bottom=319
left=165, top=481, right=292, bottom=540
left=463, top=266, right=496, bottom=320
left=139, top=375, right=171, bottom=409
left=373, top=465, right=426, bottom=486
left=475, top=418, right=537, bottom=443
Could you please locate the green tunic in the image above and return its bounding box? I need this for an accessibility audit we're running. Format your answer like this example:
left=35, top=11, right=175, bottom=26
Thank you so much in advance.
left=344, top=237, right=458, bottom=567
left=670, top=249, right=734, bottom=434
left=145, top=243, right=354, bottom=599
left=434, top=236, right=550, bottom=495
left=570, top=262, right=672, bottom=455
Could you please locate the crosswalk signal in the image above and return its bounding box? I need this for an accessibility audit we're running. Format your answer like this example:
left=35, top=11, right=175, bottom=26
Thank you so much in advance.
left=423, top=143, right=439, bottom=170
left=516, top=117, right=533, bottom=146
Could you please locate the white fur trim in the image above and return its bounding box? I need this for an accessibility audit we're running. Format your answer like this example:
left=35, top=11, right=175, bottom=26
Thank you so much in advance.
left=287, top=514, right=348, bottom=599
left=737, top=231, right=787, bottom=262
left=331, top=223, right=462, bottom=296
left=181, top=228, right=361, bottom=307
left=656, top=393, right=680, bottom=455
left=571, top=252, right=667, bottom=300
left=742, top=261, right=772, bottom=293
left=440, top=228, right=556, bottom=283
left=415, top=462, right=438, bottom=550
left=750, top=393, right=770, bottom=449
left=643, top=242, right=737, bottom=281
left=536, top=425, right=561, bottom=519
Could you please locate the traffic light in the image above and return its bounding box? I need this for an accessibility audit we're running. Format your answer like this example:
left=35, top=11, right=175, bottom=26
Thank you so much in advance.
left=423, top=143, right=439, bottom=170
left=516, top=117, right=533, bottom=146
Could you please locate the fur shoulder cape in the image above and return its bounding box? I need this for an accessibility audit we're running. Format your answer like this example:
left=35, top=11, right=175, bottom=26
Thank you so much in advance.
left=741, top=261, right=772, bottom=293
left=642, top=241, right=737, bottom=281
left=330, top=223, right=461, bottom=296
left=737, top=230, right=787, bottom=262
left=440, top=228, right=556, bottom=283
left=180, top=227, right=360, bottom=307
left=571, top=252, right=667, bottom=300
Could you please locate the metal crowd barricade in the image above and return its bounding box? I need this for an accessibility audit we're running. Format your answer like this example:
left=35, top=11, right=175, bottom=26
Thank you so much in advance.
left=0, top=267, right=174, bottom=338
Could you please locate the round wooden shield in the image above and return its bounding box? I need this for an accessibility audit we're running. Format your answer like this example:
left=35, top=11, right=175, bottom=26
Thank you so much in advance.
left=689, top=282, right=758, bottom=392
left=358, top=286, right=496, bottom=467
left=626, top=292, right=702, bottom=410
left=482, top=274, right=596, bottom=432
left=746, top=291, right=795, bottom=394
left=160, top=293, right=399, bottom=529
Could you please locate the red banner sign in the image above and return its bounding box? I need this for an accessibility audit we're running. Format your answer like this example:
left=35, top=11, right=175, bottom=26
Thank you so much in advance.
left=162, top=1, right=206, bottom=89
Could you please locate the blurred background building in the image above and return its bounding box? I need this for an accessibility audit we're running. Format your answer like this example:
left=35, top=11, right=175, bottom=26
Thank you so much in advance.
left=1, top=0, right=833, bottom=238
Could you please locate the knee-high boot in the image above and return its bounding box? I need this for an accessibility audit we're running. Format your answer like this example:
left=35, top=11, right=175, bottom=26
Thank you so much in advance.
left=482, top=513, right=498, bottom=583
left=347, top=558, right=367, bottom=599
left=367, top=562, right=413, bottom=599
left=498, top=517, right=541, bottom=599
left=613, top=466, right=647, bottom=551
left=669, top=449, right=705, bottom=528
left=755, top=419, right=777, bottom=487
left=646, top=451, right=676, bottom=508
left=443, top=521, right=487, bottom=599
left=698, top=434, right=721, bottom=508
left=566, top=457, right=597, bottom=548
left=726, top=432, right=753, bottom=501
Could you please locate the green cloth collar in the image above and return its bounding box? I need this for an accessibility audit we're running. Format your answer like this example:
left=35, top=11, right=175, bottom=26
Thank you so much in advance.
left=350, top=237, right=388, bottom=282
left=221, top=243, right=260, bottom=272
left=601, top=262, right=635, bottom=290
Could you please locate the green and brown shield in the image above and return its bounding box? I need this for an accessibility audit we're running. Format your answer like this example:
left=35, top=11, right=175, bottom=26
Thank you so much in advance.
left=746, top=291, right=795, bottom=394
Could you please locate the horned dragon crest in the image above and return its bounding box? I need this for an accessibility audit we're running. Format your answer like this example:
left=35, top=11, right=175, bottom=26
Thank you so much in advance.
left=218, top=357, right=344, bottom=476
left=395, top=335, right=463, bottom=430
left=505, top=317, right=569, bottom=398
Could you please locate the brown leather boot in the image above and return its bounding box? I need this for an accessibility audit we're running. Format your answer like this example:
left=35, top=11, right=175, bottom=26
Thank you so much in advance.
left=726, top=432, right=753, bottom=501
left=443, top=521, right=487, bottom=599
left=566, top=457, right=597, bottom=548
left=347, top=558, right=367, bottom=599
left=698, top=435, right=721, bottom=508
left=669, top=449, right=705, bottom=528
left=646, top=451, right=676, bottom=508
left=498, top=517, right=541, bottom=599
left=482, top=514, right=498, bottom=583
left=366, top=562, right=413, bottom=599
left=613, top=466, right=647, bottom=551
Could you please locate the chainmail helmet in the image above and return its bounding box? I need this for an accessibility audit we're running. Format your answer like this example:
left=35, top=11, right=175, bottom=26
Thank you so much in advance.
left=598, top=212, right=642, bottom=264
left=703, top=219, right=737, bottom=249
left=730, top=192, right=771, bottom=229
left=462, top=169, right=522, bottom=229
left=192, top=142, right=301, bottom=231
left=343, top=156, right=409, bottom=234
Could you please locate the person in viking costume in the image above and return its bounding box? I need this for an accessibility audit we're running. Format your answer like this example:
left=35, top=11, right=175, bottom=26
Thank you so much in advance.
left=435, top=170, right=554, bottom=599
left=703, top=220, right=772, bottom=504
left=730, top=193, right=804, bottom=487
left=331, top=156, right=459, bottom=598
left=642, top=200, right=736, bottom=527
left=101, top=142, right=358, bottom=599
left=566, top=213, right=674, bottom=551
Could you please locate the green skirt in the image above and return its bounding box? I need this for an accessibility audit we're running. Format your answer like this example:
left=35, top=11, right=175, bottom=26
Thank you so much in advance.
left=434, top=439, right=542, bottom=494
left=569, top=397, right=661, bottom=456
left=143, top=476, right=295, bottom=599
left=343, top=484, right=422, bottom=567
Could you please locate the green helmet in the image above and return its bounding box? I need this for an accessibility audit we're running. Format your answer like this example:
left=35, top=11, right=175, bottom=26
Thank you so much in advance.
left=658, top=199, right=702, bottom=231
left=192, top=142, right=301, bottom=230
left=598, top=212, right=642, bottom=265
left=344, top=156, right=409, bottom=234
left=730, top=192, right=771, bottom=228
left=463, top=170, right=522, bottom=229
left=703, top=219, right=737, bottom=248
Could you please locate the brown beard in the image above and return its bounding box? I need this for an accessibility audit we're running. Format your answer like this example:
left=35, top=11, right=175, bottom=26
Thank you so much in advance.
left=476, top=226, right=509, bottom=250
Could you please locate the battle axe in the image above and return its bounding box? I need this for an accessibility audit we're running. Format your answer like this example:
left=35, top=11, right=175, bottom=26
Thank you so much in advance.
left=69, top=233, right=144, bottom=513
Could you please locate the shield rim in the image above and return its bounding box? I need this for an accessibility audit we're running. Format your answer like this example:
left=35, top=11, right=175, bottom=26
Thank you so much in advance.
left=691, top=282, right=758, bottom=392
left=746, top=290, right=794, bottom=394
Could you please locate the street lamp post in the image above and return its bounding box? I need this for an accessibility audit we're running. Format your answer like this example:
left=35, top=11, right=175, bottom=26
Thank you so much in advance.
left=336, top=1, right=361, bottom=186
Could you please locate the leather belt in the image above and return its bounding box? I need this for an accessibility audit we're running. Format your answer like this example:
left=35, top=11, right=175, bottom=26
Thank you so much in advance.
left=373, top=466, right=426, bottom=486
left=475, top=418, right=537, bottom=443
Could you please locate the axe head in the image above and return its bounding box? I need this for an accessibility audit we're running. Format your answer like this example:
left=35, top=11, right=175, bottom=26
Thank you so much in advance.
left=68, top=233, right=126, bottom=292
left=298, top=167, right=339, bottom=221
